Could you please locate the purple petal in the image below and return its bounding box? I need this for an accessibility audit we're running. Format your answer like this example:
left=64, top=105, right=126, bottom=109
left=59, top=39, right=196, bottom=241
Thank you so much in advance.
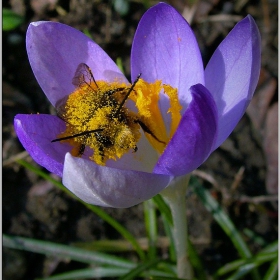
left=153, top=84, right=218, bottom=176
left=14, top=114, right=72, bottom=177
left=205, top=15, right=261, bottom=150
left=131, top=3, right=204, bottom=109
left=26, top=21, right=127, bottom=107
left=63, top=153, right=172, bottom=208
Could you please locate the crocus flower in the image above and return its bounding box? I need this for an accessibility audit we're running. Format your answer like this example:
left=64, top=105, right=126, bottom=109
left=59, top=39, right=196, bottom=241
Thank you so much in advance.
left=14, top=3, right=261, bottom=208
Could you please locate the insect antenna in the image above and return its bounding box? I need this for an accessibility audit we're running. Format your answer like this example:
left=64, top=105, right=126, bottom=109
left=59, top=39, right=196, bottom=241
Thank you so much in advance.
left=113, top=73, right=141, bottom=117
left=51, top=128, right=104, bottom=143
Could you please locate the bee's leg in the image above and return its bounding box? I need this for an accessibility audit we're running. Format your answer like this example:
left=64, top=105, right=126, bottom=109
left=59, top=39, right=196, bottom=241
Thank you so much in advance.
left=98, top=146, right=105, bottom=162
left=136, top=120, right=166, bottom=144
left=78, top=144, right=86, bottom=156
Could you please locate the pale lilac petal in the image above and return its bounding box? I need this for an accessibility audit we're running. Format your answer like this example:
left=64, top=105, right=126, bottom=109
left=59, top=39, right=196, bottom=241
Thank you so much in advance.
left=63, top=153, right=172, bottom=208
left=205, top=15, right=261, bottom=150
left=26, top=21, right=127, bottom=107
left=131, top=2, right=204, bottom=110
left=14, top=114, right=71, bottom=177
left=105, top=130, right=159, bottom=173
left=153, top=84, right=218, bottom=176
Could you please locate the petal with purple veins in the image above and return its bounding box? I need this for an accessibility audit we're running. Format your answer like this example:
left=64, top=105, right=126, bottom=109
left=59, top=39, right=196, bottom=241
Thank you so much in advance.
left=26, top=21, right=127, bottom=107
left=205, top=15, right=261, bottom=150
left=14, top=114, right=71, bottom=177
left=131, top=2, right=204, bottom=111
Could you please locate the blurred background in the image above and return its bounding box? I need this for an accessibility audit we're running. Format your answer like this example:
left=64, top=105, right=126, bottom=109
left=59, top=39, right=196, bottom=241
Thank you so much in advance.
left=3, top=0, right=278, bottom=279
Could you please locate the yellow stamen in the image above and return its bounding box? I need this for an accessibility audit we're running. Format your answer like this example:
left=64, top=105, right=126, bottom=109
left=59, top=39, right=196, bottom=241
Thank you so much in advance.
left=163, top=84, right=182, bottom=137
left=131, top=79, right=167, bottom=153
left=131, top=80, right=182, bottom=154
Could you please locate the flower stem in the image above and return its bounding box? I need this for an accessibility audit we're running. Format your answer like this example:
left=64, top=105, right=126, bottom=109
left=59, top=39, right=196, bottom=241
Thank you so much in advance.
left=160, top=174, right=193, bottom=279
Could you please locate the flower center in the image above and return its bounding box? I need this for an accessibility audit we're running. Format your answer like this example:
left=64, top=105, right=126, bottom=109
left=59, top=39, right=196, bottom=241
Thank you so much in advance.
left=56, top=77, right=182, bottom=165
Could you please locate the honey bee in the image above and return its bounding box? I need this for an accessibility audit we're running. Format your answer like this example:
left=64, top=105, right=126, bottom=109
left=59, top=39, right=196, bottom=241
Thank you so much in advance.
left=52, top=63, right=164, bottom=164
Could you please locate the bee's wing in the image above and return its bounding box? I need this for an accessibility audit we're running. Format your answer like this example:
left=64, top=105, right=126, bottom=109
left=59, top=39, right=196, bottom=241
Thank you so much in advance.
left=55, top=103, right=72, bottom=124
left=72, top=63, right=98, bottom=88
left=55, top=63, right=98, bottom=123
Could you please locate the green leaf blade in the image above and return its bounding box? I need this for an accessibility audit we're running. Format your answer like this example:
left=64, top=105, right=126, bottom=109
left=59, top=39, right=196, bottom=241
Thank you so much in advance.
left=3, top=8, right=24, bottom=31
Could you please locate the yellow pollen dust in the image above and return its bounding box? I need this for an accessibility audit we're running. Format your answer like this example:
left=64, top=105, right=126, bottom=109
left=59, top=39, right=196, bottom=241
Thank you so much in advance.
left=57, top=73, right=182, bottom=165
